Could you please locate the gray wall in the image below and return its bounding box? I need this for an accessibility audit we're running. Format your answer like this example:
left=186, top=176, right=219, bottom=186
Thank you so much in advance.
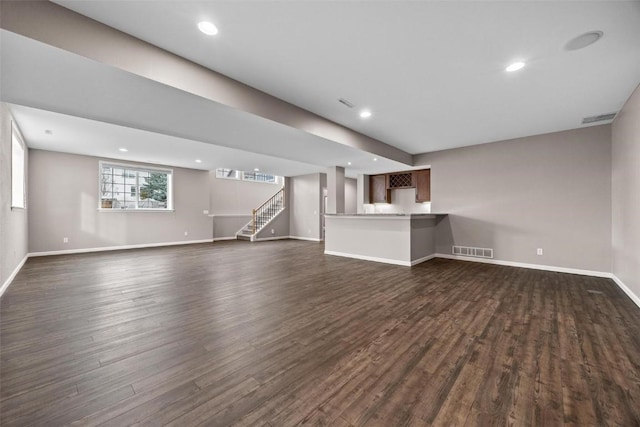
left=345, top=177, right=357, bottom=214
left=212, top=215, right=252, bottom=240
left=414, top=125, right=612, bottom=272
left=28, top=150, right=212, bottom=253
left=289, top=173, right=323, bottom=240
left=0, top=103, right=28, bottom=291
left=612, top=84, right=640, bottom=297
left=209, top=171, right=282, bottom=214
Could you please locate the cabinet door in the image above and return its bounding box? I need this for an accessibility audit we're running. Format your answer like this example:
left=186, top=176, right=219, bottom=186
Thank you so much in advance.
left=370, top=175, right=390, bottom=203
left=415, top=169, right=431, bottom=202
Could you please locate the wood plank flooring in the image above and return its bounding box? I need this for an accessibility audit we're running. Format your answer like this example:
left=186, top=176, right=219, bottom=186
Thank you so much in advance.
left=1, top=240, right=640, bottom=426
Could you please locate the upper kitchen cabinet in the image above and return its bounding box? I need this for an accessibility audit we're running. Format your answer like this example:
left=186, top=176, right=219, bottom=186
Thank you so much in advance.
left=369, top=174, right=391, bottom=203
left=414, top=169, right=431, bottom=202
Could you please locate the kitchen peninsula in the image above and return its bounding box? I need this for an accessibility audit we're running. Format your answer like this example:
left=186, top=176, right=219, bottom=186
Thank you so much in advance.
left=324, top=213, right=443, bottom=266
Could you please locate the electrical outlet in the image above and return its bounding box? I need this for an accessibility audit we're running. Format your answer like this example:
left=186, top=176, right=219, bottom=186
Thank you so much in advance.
left=184, top=231, right=188, bottom=236
left=203, top=210, right=209, bottom=215
left=63, top=237, right=69, bottom=243
left=537, top=248, right=543, bottom=256
left=271, top=229, right=275, bottom=234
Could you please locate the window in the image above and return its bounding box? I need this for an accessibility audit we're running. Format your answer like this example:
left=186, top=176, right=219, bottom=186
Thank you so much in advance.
left=99, top=162, right=173, bottom=210
left=11, top=122, right=26, bottom=209
left=215, top=168, right=280, bottom=184
left=215, top=168, right=241, bottom=180
left=243, top=171, right=277, bottom=183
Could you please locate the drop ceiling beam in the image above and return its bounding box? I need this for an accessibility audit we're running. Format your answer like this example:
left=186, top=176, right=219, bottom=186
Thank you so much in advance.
left=0, top=0, right=412, bottom=166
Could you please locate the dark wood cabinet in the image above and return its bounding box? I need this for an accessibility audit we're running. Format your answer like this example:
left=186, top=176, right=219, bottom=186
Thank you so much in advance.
left=414, top=169, right=431, bottom=202
left=387, top=172, right=414, bottom=189
left=369, top=174, right=391, bottom=203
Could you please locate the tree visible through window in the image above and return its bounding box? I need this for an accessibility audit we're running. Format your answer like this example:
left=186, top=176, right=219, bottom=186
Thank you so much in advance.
left=100, top=162, right=172, bottom=210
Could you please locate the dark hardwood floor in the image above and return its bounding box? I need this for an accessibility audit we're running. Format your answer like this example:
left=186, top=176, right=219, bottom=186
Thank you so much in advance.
left=1, top=240, right=640, bottom=426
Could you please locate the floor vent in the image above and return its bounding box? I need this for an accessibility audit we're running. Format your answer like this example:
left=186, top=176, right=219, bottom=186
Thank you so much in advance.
left=452, top=246, right=493, bottom=259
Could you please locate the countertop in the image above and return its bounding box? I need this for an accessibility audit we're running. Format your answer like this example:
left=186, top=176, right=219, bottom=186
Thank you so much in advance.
left=325, top=213, right=446, bottom=218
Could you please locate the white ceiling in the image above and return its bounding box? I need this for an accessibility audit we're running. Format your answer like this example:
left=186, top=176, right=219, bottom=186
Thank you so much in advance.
left=1, top=30, right=408, bottom=178
left=53, top=0, right=640, bottom=153
left=3, top=1, right=640, bottom=178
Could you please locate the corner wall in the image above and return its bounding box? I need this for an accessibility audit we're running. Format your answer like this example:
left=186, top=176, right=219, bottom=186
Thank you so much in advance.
left=612, top=84, right=640, bottom=301
left=414, top=125, right=612, bottom=273
left=289, top=173, right=323, bottom=241
left=0, top=104, right=28, bottom=294
left=28, top=150, right=212, bottom=253
left=345, top=177, right=357, bottom=214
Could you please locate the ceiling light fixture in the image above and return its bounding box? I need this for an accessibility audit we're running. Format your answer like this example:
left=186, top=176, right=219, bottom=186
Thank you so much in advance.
left=360, top=110, right=372, bottom=119
left=373, top=158, right=378, bottom=162
left=198, top=21, right=218, bottom=36
left=118, top=148, right=128, bottom=152
left=195, top=159, right=202, bottom=163
left=506, top=62, right=525, bottom=72
left=565, top=31, right=603, bottom=51
left=347, top=162, right=352, bottom=166
left=254, top=168, right=260, bottom=172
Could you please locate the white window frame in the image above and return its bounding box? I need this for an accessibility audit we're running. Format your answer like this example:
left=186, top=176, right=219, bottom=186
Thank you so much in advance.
left=215, top=168, right=281, bottom=185
left=98, top=161, right=174, bottom=211
left=215, top=168, right=242, bottom=181
left=11, top=121, right=26, bottom=209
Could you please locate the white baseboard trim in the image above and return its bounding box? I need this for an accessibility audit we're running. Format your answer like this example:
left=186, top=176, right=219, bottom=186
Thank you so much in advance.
left=411, top=254, right=437, bottom=266
left=0, top=254, right=29, bottom=298
left=611, top=274, right=640, bottom=309
left=289, top=236, right=322, bottom=242
left=29, top=239, right=214, bottom=257
left=213, top=237, right=238, bottom=242
left=325, top=250, right=413, bottom=266
left=435, top=254, right=611, bottom=278
left=253, top=236, right=291, bottom=242
left=324, top=251, right=437, bottom=267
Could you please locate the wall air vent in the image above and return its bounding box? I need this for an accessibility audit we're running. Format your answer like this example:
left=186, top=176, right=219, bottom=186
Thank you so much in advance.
left=338, top=98, right=355, bottom=108
left=582, top=112, right=616, bottom=124
left=452, top=246, right=493, bottom=259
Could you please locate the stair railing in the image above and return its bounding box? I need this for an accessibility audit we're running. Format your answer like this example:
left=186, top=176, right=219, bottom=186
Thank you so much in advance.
left=252, top=188, right=285, bottom=234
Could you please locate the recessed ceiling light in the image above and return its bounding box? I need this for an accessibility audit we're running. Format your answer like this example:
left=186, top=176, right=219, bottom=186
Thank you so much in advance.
left=360, top=110, right=372, bottom=119
left=44, top=129, right=53, bottom=135
left=347, top=162, right=352, bottom=166
left=373, top=158, right=378, bottom=162
left=198, top=21, right=218, bottom=36
left=254, top=168, right=260, bottom=172
left=506, top=62, right=525, bottom=72
left=195, top=159, right=202, bottom=163
left=118, top=148, right=128, bottom=152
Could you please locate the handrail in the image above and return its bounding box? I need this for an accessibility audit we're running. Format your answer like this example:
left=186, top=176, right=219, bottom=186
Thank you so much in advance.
left=251, top=187, right=284, bottom=235
left=255, top=187, right=284, bottom=213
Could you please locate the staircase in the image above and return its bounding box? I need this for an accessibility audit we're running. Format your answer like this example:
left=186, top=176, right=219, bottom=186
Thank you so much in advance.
left=237, top=188, right=285, bottom=241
